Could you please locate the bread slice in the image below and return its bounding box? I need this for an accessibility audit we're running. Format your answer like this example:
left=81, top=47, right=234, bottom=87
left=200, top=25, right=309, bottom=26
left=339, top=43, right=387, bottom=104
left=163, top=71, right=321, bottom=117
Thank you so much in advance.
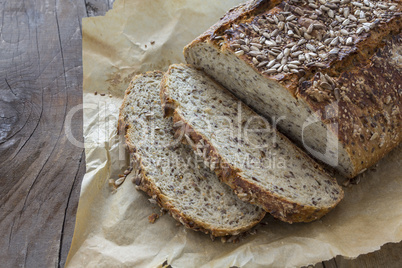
left=184, top=0, right=402, bottom=178
left=118, top=71, right=265, bottom=236
left=161, top=64, right=343, bottom=223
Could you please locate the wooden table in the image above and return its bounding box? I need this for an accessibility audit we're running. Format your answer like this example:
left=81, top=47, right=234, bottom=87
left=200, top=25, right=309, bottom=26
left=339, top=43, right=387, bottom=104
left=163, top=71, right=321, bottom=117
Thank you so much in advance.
left=0, top=0, right=400, bottom=267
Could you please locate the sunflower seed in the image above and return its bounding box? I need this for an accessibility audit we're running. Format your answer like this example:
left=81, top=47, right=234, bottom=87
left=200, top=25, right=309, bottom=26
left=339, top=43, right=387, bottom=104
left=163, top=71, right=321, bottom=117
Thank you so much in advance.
left=309, top=3, right=318, bottom=9
left=348, top=14, right=357, bottom=21
left=320, top=82, right=333, bottom=90
left=267, top=59, right=276, bottom=68
left=288, top=60, right=301, bottom=65
left=330, top=36, right=339, bottom=46
left=252, top=24, right=260, bottom=32
left=265, top=40, right=276, bottom=47
left=240, top=45, right=250, bottom=52
left=377, top=4, right=388, bottom=10
left=264, top=69, right=277, bottom=74
left=334, top=88, right=340, bottom=100
left=292, top=51, right=303, bottom=57
left=272, top=63, right=281, bottom=69
left=294, top=7, right=304, bottom=16
left=329, top=48, right=339, bottom=55
left=290, top=69, right=299, bottom=74
left=286, top=42, right=296, bottom=48
left=346, top=37, right=353, bottom=46
left=278, top=21, right=285, bottom=31
left=356, top=27, right=365, bottom=34
left=307, top=24, right=314, bottom=34
left=306, top=44, right=317, bottom=52
left=277, top=14, right=285, bottom=21
left=325, top=74, right=335, bottom=86
left=288, top=64, right=299, bottom=69
left=249, top=51, right=261, bottom=57
left=342, top=19, right=350, bottom=26
left=352, top=2, right=363, bottom=7
left=257, top=61, right=268, bottom=68
left=297, top=39, right=307, bottom=46
left=335, top=15, right=344, bottom=23
left=315, top=62, right=327, bottom=68
left=304, top=33, right=312, bottom=40
left=250, top=46, right=260, bottom=51
left=321, top=5, right=330, bottom=12
left=271, top=29, right=280, bottom=37
left=344, top=7, right=350, bottom=17
left=268, top=50, right=279, bottom=56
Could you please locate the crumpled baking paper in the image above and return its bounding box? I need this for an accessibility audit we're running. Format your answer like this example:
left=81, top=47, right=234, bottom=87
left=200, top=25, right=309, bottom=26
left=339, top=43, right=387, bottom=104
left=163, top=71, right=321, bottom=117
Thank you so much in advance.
left=66, top=0, right=402, bottom=267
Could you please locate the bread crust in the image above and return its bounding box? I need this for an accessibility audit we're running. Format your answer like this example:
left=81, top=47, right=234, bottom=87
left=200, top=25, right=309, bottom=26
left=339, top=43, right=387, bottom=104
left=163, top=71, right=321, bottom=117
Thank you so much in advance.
left=160, top=64, right=344, bottom=223
left=184, top=0, right=402, bottom=178
left=118, top=71, right=265, bottom=237
left=299, top=34, right=402, bottom=177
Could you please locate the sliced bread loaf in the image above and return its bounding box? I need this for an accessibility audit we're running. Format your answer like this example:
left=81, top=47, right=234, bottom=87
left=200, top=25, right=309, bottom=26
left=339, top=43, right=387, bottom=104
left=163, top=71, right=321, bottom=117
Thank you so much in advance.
left=161, top=64, right=344, bottom=223
left=184, top=0, right=402, bottom=178
left=118, top=71, right=265, bottom=236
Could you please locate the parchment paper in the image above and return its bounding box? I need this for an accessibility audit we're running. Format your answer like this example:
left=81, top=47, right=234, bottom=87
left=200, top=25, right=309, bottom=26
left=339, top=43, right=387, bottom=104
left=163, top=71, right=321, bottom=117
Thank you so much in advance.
left=66, top=0, right=402, bottom=267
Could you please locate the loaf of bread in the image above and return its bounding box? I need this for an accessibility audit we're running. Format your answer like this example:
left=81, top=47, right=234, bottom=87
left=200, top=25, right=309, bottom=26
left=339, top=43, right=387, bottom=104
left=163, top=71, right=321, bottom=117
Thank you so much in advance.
left=161, top=64, right=343, bottom=223
left=118, top=71, right=265, bottom=236
left=184, top=0, right=402, bottom=178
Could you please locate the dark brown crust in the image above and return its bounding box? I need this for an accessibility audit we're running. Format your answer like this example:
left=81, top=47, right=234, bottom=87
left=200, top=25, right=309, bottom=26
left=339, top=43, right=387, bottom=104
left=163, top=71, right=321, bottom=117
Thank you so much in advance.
left=298, top=34, right=402, bottom=177
left=160, top=64, right=344, bottom=223
left=184, top=0, right=402, bottom=178
left=118, top=71, right=265, bottom=237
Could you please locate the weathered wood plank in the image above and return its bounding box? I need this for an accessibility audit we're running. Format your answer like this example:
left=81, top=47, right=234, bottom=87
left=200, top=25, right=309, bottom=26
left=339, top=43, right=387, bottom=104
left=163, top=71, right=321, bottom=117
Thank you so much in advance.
left=334, top=242, right=402, bottom=268
left=0, top=0, right=89, bottom=266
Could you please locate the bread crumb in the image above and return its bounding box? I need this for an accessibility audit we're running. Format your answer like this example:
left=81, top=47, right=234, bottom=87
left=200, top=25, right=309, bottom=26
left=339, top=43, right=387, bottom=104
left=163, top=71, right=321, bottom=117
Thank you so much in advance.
left=148, top=213, right=159, bottom=224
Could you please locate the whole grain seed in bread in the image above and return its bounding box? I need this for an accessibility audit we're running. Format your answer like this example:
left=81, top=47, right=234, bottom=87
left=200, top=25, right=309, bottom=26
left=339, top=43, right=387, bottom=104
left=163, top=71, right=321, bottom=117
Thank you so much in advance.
left=118, top=71, right=265, bottom=236
left=161, top=64, right=344, bottom=223
left=184, top=0, right=402, bottom=178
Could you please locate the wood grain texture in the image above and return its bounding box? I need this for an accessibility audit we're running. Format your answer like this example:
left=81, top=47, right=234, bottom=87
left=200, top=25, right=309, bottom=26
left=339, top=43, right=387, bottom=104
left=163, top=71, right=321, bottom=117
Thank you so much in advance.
left=0, top=0, right=400, bottom=267
left=0, top=0, right=111, bottom=267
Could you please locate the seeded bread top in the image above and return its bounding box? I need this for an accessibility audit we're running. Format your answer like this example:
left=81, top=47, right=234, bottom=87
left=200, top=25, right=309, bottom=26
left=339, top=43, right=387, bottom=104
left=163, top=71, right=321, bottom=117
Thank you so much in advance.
left=202, top=0, right=401, bottom=94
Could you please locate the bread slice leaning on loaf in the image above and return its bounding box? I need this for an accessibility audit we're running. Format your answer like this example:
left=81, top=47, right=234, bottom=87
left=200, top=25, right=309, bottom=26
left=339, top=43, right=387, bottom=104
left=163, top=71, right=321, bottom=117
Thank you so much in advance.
left=184, top=0, right=402, bottom=178
left=161, top=64, right=344, bottom=223
left=118, top=71, right=265, bottom=236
